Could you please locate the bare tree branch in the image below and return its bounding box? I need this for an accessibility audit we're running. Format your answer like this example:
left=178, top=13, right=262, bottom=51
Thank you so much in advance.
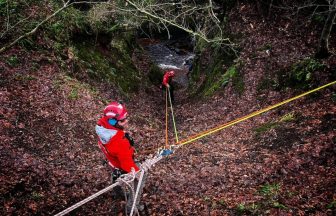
left=6, top=0, right=10, bottom=32
left=0, top=0, right=236, bottom=54
left=0, top=0, right=70, bottom=53
left=124, top=0, right=233, bottom=45
left=1, top=14, right=34, bottom=39
left=0, top=1, right=112, bottom=54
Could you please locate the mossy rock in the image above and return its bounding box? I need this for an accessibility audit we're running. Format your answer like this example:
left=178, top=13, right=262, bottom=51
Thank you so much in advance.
left=72, top=36, right=140, bottom=93
left=148, top=64, right=164, bottom=86
left=189, top=42, right=240, bottom=97
left=203, top=63, right=244, bottom=96
left=110, top=31, right=136, bottom=57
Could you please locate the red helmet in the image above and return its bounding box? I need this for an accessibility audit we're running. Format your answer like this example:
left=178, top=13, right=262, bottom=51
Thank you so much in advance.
left=103, top=101, right=128, bottom=121
left=167, top=70, right=175, bottom=76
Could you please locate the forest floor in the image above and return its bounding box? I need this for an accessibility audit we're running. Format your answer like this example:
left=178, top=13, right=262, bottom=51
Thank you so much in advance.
left=1, top=2, right=335, bottom=216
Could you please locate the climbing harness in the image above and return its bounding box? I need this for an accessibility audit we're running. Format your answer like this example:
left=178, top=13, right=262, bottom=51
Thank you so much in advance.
left=55, top=80, right=335, bottom=216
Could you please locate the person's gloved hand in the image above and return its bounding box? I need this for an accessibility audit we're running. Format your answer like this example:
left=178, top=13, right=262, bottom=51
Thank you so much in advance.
left=111, top=169, right=124, bottom=182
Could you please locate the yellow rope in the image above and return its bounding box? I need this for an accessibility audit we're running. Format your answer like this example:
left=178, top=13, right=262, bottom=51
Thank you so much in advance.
left=168, top=86, right=179, bottom=143
left=176, top=81, right=336, bottom=147
left=165, top=88, right=168, bottom=149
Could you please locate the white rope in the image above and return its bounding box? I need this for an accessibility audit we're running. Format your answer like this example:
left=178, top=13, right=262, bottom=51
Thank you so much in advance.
left=54, top=154, right=165, bottom=216
left=54, top=182, right=120, bottom=216
left=130, top=170, right=145, bottom=216
left=125, top=155, right=163, bottom=216
left=117, top=170, right=137, bottom=215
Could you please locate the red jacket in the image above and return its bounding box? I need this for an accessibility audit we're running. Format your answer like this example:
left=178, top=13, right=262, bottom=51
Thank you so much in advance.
left=162, top=72, right=174, bottom=87
left=95, top=116, right=139, bottom=173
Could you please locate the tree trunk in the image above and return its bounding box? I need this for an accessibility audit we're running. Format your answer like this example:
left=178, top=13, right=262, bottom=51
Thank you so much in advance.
left=316, top=0, right=336, bottom=59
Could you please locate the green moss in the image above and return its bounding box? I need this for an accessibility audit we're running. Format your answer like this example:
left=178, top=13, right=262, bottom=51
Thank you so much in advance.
left=55, top=75, right=98, bottom=99
left=254, top=112, right=296, bottom=135
left=31, top=191, right=44, bottom=201
left=327, top=200, right=336, bottom=209
left=235, top=202, right=261, bottom=215
left=68, top=87, right=79, bottom=100
left=74, top=42, right=116, bottom=79
left=259, top=183, right=281, bottom=196
left=189, top=38, right=240, bottom=97
left=194, top=37, right=208, bottom=54
left=203, top=64, right=234, bottom=96
left=258, top=58, right=326, bottom=92
left=6, top=55, right=19, bottom=67
left=202, top=63, right=244, bottom=97
left=279, top=112, right=295, bottom=122
left=110, top=31, right=135, bottom=56
left=148, top=64, right=163, bottom=86
left=14, top=74, right=36, bottom=82
left=254, top=122, right=278, bottom=134
left=45, top=4, right=93, bottom=42
left=72, top=34, right=140, bottom=93
left=257, top=43, right=272, bottom=51
left=288, top=58, right=323, bottom=85
left=236, top=203, right=246, bottom=214
left=272, top=202, right=287, bottom=209
left=232, top=67, right=245, bottom=94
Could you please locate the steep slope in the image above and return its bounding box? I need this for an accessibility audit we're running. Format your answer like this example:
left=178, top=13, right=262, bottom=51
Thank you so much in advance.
left=141, top=3, right=336, bottom=216
left=0, top=2, right=335, bottom=216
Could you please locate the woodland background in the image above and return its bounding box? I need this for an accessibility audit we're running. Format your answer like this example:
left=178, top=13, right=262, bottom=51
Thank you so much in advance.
left=0, top=0, right=335, bottom=215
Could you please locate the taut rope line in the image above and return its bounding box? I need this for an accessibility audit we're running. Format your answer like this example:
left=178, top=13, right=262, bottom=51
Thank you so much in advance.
left=176, top=81, right=336, bottom=147
left=168, top=86, right=179, bottom=143
left=55, top=81, right=335, bottom=216
left=54, top=182, right=120, bottom=216
left=165, top=88, right=168, bottom=149
left=54, top=155, right=163, bottom=216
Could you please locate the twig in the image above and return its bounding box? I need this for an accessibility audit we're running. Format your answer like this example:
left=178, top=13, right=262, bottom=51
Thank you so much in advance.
left=1, top=14, right=34, bottom=39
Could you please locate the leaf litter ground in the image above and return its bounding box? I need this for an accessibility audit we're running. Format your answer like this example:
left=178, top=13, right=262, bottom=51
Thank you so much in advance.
left=1, top=3, right=335, bottom=216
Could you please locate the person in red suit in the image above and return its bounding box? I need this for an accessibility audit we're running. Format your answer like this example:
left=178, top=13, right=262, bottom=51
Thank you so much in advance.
left=95, top=101, right=139, bottom=180
left=95, top=101, right=149, bottom=214
left=162, top=70, right=175, bottom=103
